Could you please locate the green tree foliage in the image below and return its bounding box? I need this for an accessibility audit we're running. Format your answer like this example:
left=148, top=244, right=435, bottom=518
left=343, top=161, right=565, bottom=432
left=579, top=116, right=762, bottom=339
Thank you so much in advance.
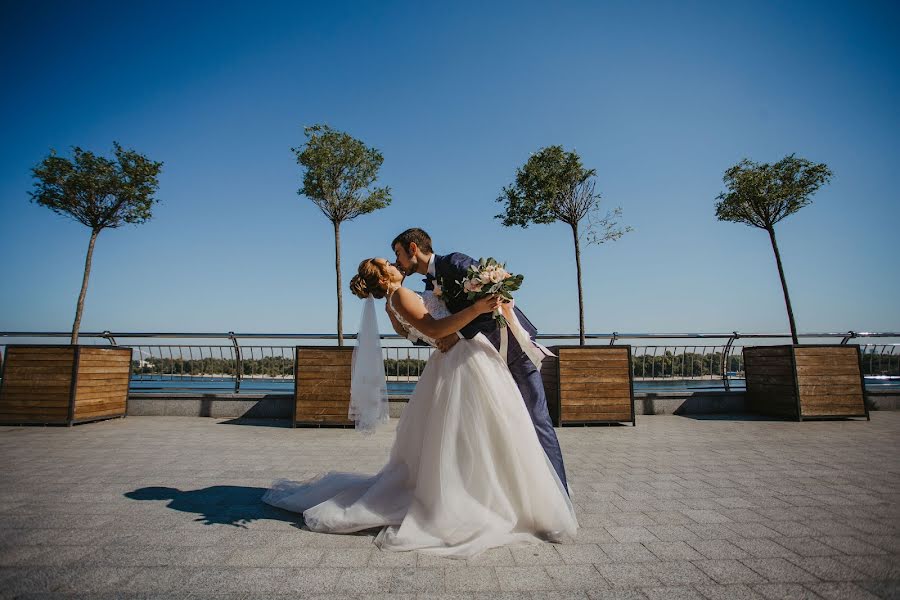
left=30, top=143, right=163, bottom=344
left=496, top=146, right=631, bottom=344
left=715, top=155, right=833, bottom=344
left=293, top=124, right=391, bottom=345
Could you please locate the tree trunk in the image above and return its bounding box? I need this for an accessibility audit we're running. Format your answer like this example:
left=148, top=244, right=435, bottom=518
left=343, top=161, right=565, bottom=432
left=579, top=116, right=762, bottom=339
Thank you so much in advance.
left=71, top=229, right=99, bottom=345
left=767, top=226, right=798, bottom=345
left=333, top=220, right=343, bottom=346
left=571, top=222, right=585, bottom=346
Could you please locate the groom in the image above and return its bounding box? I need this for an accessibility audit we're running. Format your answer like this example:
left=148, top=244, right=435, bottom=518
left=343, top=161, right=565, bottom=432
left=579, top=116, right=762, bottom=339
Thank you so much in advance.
left=390, top=227, right=569, bottom=494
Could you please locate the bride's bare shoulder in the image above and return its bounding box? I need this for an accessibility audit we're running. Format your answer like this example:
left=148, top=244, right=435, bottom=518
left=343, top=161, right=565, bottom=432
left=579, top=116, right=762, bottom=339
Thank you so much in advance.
left=392, top=288, right=425, bottom=311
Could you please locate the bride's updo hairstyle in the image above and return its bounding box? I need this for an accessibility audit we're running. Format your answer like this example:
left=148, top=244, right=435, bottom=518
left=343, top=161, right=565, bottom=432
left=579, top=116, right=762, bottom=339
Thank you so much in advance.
left=350, top=258, right=391, bottom=299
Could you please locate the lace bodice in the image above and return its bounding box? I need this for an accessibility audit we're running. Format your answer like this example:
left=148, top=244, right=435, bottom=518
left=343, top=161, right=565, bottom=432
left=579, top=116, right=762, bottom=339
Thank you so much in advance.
left=388, top=290, right=451, bottom=347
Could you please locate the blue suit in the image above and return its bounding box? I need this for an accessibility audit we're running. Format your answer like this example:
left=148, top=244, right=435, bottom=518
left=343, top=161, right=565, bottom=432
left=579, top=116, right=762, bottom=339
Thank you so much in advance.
left=423, top=252, right=569, bottom=493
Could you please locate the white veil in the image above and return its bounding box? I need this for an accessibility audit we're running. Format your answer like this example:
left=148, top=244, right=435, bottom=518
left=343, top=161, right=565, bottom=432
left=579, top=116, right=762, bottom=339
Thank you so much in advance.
left=349, top=295, right=389, bottom=433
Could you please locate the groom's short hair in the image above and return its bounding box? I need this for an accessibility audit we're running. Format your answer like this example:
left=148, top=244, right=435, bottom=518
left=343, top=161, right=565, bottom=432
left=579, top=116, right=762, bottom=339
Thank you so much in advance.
left=392, top=228, right=433, bottom=254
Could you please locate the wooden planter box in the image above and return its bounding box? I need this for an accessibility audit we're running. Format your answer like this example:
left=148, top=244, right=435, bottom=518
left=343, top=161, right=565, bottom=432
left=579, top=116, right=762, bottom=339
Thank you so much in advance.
left=293, top=346, right=354, bottom=427
left=544, top=345, right=635, bottom=426
left=743, top=344, right=869, bottom=421
left=0, top=345, right=131, bottom=426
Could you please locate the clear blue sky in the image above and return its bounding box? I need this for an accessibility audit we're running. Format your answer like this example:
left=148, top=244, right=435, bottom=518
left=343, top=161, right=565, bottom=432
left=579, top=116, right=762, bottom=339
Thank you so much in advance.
left=1, top=0, right=898, bottom=337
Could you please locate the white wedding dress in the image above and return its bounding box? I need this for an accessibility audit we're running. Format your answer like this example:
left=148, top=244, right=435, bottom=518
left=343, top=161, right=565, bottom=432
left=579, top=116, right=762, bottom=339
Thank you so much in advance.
left=262, top=291, right=577, bottom=558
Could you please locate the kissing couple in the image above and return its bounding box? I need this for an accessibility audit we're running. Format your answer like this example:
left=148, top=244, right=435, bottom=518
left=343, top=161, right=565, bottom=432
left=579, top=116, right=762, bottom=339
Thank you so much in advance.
left=263, top=228, right=577, bottom=558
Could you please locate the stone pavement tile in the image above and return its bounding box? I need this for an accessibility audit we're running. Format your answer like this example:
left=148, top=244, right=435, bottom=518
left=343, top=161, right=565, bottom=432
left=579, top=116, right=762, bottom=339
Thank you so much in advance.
left=816, top=536, right=889, bottom=556
left=805, top=581, right=883, bottom=600
left=473, top=593, right=532, bottom=600
left=645, top=512, right=695, bottom=526
left=18, top=545, right=97, bottom=568
left=855, top=579, right=900, bottom=599
left=444, top=566, right=500, bottom=592
left=607, top=527, right=659, bottom=544
left=833, top=554, right=900, bottom=580
left=465, top=546, right=515, bottom=566
left=495, top=566, right=556, bottom=591
left=511, top=544, right=564, bottom=565
left=0, top=567, right=73, bottom=596
left=694, top=560, right=767, bottom=585
left=190, top=567, right=294, bottom=594
left=224, top=545, right=284, bottom=567
left=579, top=514, right=621, bottom=527
left=594, top=562, right=662, bottom=588
left=417, top=553, right=464, bottom=567
left=786, top=556, right=868, bottom=581
left=644, top=541, right=705, bottom=561
left=643, top=586, right=707, bottom=600
left=751, top=583, right=823, bottom=600
left=717, top=510, right=767, bottom=523
left=276, top=567, right=343, bottom=595
left=806, top=520, right=868, bottom=537
left=731, top=538, right=797, bottom=559
left=585, top=589, right=649, bottom=600
left=610, top=513, right=658, bottom=527
left=113, top=565, right=199, bottom=594
left=714, top=498, right=759, bottom=509
left=267, top=546, right=326, bottom=567
left=694, top=583, right=767, bottom=599
left=598, top=543, right=659, bottom=563
left=555, top=544, right=609, bottom=565
left=645, top=525, right=700, bottom=542
left=864, top=535, right=900, bottom=554
left=683, top=510, right=732, bottom=525
left=688, top=540, right=750, bottom=560
left=545, top=565, right=610, bottom=591
left=723, top=523, right=781, bottom=539
left=49, top=566, right=140, bottom=594
left=741, top=558, right=820, bottom=583
left=763, top=521, right=822, bottom=538
left=577, top=528, right=619, bottom=544
left=765, top=537, right=840, bottom=558
left=685, top=524, right=742, bottom=540
left=0, top=545, right=47, bottom=567
left=648, top=561, right=713, bottom=586
left=389, top=567, right=445, bottom=593
left=320, top=548, right=373, bottom=566
left=368, top=548, right=417, bottom=567
left=331, top=566, right=394, bottom=593
left=681, top=500, right=729, bottom=511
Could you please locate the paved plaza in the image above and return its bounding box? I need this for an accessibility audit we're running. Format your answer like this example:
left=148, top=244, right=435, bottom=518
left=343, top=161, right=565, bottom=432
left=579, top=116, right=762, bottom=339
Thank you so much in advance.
left=0, top=413, right=898, bottom=599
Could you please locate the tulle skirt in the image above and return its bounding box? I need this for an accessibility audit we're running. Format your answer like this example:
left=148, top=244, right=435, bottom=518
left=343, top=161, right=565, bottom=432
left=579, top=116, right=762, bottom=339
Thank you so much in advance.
left=262, top=334, right=577, bottom=558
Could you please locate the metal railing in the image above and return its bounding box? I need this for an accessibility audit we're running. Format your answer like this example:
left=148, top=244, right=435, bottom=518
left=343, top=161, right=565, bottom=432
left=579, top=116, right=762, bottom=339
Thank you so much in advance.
left=2, top=330, right=898, bottom=393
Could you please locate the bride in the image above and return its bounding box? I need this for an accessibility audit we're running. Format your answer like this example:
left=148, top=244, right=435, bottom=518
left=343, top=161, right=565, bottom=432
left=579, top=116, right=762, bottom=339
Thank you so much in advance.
left=263, top=257, right=577, bottom=558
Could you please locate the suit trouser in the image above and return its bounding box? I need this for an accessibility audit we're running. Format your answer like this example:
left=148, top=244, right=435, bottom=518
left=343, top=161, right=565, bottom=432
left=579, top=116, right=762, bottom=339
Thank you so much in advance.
left=506, top=350, right=569, bottom=494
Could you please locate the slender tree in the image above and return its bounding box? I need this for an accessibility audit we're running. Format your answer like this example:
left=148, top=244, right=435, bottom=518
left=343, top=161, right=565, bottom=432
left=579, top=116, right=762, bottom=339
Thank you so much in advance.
left=496, top=146, right=631, bottom=345
left=292, top=124, right=391, bottom=345
left=29, top=143, right=163, bottom=344
left=715, top=154, right=833, bottom=344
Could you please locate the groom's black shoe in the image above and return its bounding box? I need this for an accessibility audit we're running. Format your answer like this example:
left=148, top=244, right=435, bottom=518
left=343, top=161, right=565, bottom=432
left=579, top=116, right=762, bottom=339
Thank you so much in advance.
left=538, top=530, right=565, bottom=544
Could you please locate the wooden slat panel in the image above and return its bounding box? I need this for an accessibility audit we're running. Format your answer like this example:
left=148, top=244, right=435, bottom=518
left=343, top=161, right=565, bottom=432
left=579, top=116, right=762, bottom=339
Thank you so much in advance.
left=296, top=357, right=355, bottom=367
left=0, top=399, right=70, bottom=408
left=798, top=384, right=863, bottom=396
left=795, top=364, right=860, bottom=376
left=557, top=347, right=632, bottom=425
left=6, top=348, right=75, bottom=360
left=793, top=347, right=858, bottom=357
left=795, top=374, right=863, bottom=385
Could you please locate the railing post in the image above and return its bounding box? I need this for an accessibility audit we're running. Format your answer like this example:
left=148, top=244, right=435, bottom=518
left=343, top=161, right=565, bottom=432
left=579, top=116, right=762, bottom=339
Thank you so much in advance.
left=609, top=332, right=618, bottom=346
left=840, top=330, right=856, bottom=345
left=229, top=332, right=243, bottom=393
left=722, top=331, right=739, bottom=392
left=101, top=331, right=117, bottom=346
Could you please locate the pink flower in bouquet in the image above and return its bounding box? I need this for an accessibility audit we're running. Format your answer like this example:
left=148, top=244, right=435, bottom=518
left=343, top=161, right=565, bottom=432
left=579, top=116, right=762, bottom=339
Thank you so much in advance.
left=464, top=279, right=483, bottom=293
left=489, top=269, right=505, bottom=283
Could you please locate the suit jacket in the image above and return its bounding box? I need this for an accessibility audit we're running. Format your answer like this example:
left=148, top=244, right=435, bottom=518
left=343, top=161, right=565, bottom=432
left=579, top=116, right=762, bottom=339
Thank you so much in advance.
left=425, top=252, right=539, bottom=366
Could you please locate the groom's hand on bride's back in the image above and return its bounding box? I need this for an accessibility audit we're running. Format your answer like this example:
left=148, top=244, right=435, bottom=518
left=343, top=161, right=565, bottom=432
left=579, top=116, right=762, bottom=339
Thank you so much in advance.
left=435, top=333, right=459, bottom=353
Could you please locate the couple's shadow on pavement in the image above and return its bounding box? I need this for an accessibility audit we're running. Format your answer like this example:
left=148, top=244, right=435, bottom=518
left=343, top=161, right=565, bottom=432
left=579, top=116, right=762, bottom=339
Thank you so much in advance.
left=125, top=485, right=303, bottom=528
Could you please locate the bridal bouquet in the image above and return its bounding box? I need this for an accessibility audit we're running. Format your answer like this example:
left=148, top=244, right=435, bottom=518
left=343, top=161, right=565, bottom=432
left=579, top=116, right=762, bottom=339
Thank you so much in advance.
left=461, top=257, right=524, bottom=328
